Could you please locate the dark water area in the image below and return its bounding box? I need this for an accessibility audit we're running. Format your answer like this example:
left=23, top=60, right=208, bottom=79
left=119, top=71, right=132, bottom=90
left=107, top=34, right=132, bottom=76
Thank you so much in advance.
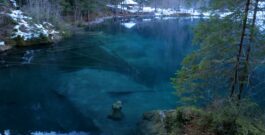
left=0, top=17, right=199, bottom=135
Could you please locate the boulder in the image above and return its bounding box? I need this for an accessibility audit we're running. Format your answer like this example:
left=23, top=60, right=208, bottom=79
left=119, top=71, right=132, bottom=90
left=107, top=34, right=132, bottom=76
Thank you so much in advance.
left=137, top=110, right=175, bottom=135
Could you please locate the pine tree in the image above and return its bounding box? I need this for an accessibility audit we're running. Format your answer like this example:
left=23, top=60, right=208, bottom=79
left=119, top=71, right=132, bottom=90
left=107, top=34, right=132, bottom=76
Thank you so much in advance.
left=171, top=0, right=265, bottom=105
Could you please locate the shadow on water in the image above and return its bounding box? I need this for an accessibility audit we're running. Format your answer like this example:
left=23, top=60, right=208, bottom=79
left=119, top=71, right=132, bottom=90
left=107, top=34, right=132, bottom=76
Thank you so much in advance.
left=0, top=39, right=154, bottom=88
left=0, top=73, right=100, bottom=134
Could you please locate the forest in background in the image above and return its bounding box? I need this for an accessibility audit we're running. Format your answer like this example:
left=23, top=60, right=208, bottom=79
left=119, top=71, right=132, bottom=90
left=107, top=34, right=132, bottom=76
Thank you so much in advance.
left=10, top=0, right=209, bottom=24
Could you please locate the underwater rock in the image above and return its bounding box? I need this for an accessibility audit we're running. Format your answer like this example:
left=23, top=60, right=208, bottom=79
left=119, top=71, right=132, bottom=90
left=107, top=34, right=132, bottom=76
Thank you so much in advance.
left=108, top=100, right=124, bottom=121
left=0, top=45, right=12, bottom=52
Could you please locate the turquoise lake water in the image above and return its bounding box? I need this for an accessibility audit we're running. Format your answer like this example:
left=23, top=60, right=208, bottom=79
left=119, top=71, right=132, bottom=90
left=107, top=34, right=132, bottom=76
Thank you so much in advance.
left=0, top=17, right=198, bottom=135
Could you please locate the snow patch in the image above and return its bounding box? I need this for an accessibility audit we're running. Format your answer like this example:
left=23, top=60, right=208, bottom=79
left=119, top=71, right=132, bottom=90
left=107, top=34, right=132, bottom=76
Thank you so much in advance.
left=0, top=41, right=5, bottom=46
left=143, top=18, right=152, bottom=22
left=121, top=0, right=138, bottom=5
left=143, top=7, right=154, bottom=12
left=122, top=22, right=136, bottom=29
left=9, top=0, right=17, bottom=7
left=7, top=0, right=59, bottom=41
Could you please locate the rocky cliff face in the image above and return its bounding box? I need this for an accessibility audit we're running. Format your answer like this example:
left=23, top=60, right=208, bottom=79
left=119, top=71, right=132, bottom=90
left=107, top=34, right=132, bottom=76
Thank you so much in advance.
left=0, top=0, right=61, bottom=51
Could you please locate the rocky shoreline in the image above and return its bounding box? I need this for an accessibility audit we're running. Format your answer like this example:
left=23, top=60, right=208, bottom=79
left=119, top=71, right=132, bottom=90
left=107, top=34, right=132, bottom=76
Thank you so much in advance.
left=137, top=106, right=265, bottom=135
left=138, top=110, right=174, bottom=135
left=0, top=0, right=61, bottom=52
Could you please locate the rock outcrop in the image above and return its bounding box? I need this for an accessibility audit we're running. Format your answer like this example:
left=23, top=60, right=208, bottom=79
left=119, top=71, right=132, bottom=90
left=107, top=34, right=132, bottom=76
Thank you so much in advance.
left=138, top=110, right=173, bottom=135
left=138, top=107, right=265, bottom=135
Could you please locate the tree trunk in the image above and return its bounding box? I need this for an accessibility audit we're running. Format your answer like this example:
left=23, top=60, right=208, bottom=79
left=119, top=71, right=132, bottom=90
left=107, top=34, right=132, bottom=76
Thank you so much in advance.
left=238, top=0, right=259, bottom=100
left=231, top=0, right=251, bottom=98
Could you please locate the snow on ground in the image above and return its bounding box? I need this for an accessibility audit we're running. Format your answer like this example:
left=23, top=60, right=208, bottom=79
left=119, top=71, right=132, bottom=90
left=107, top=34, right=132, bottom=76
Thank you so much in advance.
left=260, top=1, right=265, bottom=7
left=122, top=22, right=136, bottom=29
left=142, top=7, right=154, bottom=12
left=112, top=0, right=265, bottom=30
left=108, top=1, right=212, bottom=17
left=121, top=0, right=138, bottom=5
left=7, top=0, right=59, bottom=41
left=257, top=1, right=265, bottom=31
left=143, top=18, right=152, bottom=22
left=112, top=0, right=264, bottom=19
left=0, top=41, right=5, bottom=46
left=9, top=0, right=17, bottom=7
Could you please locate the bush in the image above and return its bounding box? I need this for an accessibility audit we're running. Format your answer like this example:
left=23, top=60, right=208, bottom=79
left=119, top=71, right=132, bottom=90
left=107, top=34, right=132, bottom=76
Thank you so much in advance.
left=165, top=102, right=265, bottom=135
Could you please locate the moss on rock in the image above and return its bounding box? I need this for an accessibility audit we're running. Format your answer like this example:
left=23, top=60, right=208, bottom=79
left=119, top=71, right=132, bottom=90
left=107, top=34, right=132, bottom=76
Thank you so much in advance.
left=138, top=105, right=265, bottom=135
left=14, top=34, right=53, bottom=47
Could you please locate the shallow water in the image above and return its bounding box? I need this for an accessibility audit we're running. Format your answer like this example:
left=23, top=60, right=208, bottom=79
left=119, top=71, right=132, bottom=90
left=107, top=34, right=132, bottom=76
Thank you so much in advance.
left=0, top=17, right=198, bottom=135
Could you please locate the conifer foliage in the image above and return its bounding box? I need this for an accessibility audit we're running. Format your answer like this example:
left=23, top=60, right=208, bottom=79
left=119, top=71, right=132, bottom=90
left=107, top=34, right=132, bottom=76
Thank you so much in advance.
left=172, top=0, right=265, bottom=104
